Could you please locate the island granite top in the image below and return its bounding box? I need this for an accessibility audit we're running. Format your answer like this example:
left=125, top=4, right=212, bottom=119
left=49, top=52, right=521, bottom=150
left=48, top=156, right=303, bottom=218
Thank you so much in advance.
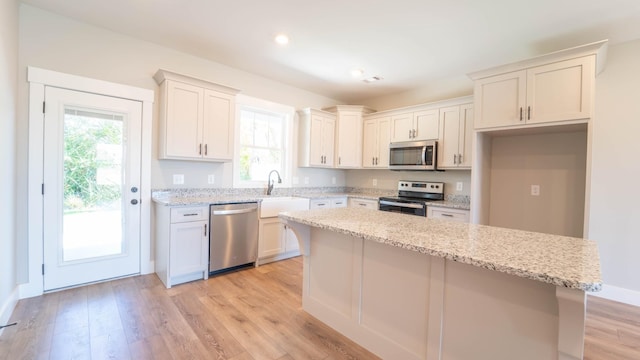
left=279, top=207, right=601, bottom=292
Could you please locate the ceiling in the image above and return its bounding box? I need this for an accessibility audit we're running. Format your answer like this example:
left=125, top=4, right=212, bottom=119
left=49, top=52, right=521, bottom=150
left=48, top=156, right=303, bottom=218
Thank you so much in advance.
left=20, top=0, right=640, bottom=103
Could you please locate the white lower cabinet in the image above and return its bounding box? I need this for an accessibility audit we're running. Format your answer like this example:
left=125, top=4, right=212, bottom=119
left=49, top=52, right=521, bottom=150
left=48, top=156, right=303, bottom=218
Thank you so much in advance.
left=427, top=206, right=470, bottom=223
left=348, top=198, right=378, bottom=209
left=310, top=197, right=347, bottom=209
left=154, top=205, right=209, bottom=288
left=258, top=197, right=309, bottom=265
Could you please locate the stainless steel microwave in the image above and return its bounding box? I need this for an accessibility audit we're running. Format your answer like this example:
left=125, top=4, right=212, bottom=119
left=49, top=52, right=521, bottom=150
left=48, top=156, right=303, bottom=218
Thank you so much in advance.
left=389, top=140, right=437, bottom=170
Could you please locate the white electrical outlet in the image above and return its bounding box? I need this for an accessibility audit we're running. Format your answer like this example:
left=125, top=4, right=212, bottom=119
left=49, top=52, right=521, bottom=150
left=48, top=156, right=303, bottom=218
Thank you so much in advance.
left=456, top=182, right=463, bottom=191
left=292, top=176, right=299, bottom=185
left=332, top=176, right=336, bottom=185
left=372, top=179, right=378, bottom=187
left=304, top=177, right=309, bottom=185
left=531, top=185, right=540, bottom=196
left=173, top=174, right=184, bottom=185
left=207, top=174, right=215, bottom=184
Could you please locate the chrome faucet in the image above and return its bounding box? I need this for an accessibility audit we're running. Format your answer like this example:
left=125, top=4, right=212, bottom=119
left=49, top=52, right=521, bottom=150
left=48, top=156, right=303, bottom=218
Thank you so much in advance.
left=266, top=170, right=282, bottom=195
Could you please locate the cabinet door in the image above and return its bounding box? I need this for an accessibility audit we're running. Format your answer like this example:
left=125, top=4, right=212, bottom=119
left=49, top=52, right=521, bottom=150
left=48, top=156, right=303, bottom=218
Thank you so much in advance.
left=362, top=118, right=378, bottom=168
left=526, top=56, right=593, bottom=125
left=427, top=207, right=470, bottom=222
left=309, top=114, right=325, bottom=166
left=474, top=71, right=526, bottom=129
left=258, top=218, right=285, bottom=259
left=169, top=220, right=208, bottom=278
left=438, top=106, right=461, bottom=168
left=414, top=109, right=439, bottom=140
left=459, top=104, right=474, bottom=168
left=376, top=117, right=391, bottom=167
left=202, top=90, right=234, bottom=160
left=164, top=81, right=203, bottom=158
left=336, top=112, right=361, bottom=168
left=390, top=113, right=414, bottom=142
left=321, top=117, right=336, bottom=167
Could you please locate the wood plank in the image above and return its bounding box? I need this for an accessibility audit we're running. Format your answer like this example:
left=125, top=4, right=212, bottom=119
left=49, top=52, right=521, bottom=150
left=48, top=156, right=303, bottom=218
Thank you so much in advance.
left=1, top=259, right=638, bottom=360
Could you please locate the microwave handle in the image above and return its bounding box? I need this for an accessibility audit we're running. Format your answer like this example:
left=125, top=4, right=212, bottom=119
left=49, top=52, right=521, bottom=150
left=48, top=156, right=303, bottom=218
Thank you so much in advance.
left=422, top=145, right=427, bottom=166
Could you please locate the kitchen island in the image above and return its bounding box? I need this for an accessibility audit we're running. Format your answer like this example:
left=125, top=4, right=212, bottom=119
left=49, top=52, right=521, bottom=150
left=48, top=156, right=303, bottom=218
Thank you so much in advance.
left=279, top=208, right=601, bottom=360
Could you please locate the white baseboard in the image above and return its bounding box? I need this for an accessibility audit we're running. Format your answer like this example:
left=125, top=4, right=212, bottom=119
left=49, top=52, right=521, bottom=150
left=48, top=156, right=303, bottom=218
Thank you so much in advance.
left=590, top=284, right=640, bottom=307
left=0, top=287, right=19, bottom=337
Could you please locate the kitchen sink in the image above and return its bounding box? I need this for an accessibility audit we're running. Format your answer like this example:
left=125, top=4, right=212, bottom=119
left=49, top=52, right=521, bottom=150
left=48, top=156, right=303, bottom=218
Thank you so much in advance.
left=260, top=197, right=310, bottom=218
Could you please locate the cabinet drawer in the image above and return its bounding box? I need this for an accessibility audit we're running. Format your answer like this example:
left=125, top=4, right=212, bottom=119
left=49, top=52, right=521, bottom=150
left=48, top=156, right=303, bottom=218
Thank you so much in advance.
left=331, top=198, right=347, bottom=208
left=348, top=198, right=378, bottom=209
left=310, top=200, right=331, bottom=209
left=427, top=207, right=470, bottom=223
left=170, top=206, right=208, bottom=223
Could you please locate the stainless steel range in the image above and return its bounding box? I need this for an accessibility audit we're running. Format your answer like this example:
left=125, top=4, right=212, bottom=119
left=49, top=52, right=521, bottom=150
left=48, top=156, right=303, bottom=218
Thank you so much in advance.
left=378, top=180, right=444, bottom=216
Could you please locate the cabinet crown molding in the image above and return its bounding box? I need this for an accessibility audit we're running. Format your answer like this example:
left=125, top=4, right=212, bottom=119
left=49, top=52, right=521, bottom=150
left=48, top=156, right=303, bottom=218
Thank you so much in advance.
left=322, top=105, right=376, bottom=114
left=154, top=69, right=240, bottom=95
left=467, top=39, right=608, bottom=80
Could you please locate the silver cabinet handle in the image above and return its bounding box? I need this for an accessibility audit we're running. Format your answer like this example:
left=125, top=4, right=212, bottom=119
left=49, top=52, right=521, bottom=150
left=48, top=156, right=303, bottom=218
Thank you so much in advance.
left=204, top=224, right=207, bottom=236
left=441, top=213, right=454, bottom=217
left=409, top=129, right=412, bottom=138
left=183, top=213, right=199, bottom=217
left=528, top=106, right=531, bottom=120
left=413, top=129, right=416, bottom=138
left=375, top=157, right=378, bottom=165
left=520, top=107, right=523, bottom=121
left=212, top=208, right=257, bottom=216
left=204, top=144, right=208, bottom=156
left=458, top=154, right=462, bottom=164
left=338, top=156, right=341, bottom=165
left=453, top=154, right=457, bottom=164
left=199, top=143, right=202, bottom=155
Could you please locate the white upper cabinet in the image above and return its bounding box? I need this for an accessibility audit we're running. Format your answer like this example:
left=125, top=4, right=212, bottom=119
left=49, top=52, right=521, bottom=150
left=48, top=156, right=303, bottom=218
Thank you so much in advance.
left=391, top=109, right=439, bottom=142
left=298, top=108, right=336, bottom=168
left=362, top=116, right=391, bottom=168
left=473, top=56, right=595, bottom=130
left=154, top=69, right=239, bottom=161
left=325, top=105, right=375, bottom=169
left=438, top=104, right=473, bottom=169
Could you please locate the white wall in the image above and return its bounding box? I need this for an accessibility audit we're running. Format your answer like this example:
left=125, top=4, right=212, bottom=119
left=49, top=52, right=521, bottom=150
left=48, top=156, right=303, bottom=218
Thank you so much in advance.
left=16, top=5, right=346, bottom=282
left=0, top=0, right=18, bottom=326
left=590, top=39, right=640, bottom=299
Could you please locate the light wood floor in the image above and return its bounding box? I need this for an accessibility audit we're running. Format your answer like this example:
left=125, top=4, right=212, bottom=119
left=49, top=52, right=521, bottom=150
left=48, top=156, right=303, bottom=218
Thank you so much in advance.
left=0, top=257, right=638, bottom=360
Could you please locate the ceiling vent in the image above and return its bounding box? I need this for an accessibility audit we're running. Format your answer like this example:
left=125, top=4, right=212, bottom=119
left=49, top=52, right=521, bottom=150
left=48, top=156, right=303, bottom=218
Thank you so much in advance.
left=363, top=76, right=384, bottom=83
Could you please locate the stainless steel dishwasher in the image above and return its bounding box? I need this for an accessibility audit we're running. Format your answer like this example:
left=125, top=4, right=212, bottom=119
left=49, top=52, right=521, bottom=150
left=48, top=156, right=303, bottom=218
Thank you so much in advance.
left=209, top=202, right=259, bottom=273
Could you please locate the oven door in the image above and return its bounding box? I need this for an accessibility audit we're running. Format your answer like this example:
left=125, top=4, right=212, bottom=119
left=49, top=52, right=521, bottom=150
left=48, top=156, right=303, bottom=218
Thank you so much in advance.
left=378, top=199, right=427, bottom=216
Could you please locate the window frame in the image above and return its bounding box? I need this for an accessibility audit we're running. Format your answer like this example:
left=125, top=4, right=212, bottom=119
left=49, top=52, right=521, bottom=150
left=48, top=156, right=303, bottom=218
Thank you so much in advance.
left=233, top=95, right=294, bottom=188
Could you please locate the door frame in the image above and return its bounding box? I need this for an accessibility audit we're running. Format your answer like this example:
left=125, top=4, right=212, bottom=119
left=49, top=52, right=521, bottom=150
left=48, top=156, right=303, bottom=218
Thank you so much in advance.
left=21, top=67, right=154, bottom=298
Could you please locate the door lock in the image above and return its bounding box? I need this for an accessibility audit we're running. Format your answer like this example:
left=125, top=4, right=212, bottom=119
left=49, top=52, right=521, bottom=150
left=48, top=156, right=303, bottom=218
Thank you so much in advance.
left=131, top=187, right=138, bottom=193
left=130, top=199, right=139, bottom=205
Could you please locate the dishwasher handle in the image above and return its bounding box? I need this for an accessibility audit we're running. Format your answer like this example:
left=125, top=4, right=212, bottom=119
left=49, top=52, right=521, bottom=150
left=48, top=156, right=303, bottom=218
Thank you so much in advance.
left=212, top=208, right=257, bottom=216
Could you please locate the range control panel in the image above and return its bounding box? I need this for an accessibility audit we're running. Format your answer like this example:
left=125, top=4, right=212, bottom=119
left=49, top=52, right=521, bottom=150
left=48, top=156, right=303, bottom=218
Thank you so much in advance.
left=397, top=180, right=444, bottom=194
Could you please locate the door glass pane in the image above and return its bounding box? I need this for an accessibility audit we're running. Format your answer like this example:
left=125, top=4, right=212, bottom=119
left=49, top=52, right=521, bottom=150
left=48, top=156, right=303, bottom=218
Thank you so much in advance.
left=62, top=108, right=125, bottom=262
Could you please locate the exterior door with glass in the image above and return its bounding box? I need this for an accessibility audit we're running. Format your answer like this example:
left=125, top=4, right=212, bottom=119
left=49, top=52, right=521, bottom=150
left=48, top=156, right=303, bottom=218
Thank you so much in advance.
left=43, top=87, right=142, bottom=291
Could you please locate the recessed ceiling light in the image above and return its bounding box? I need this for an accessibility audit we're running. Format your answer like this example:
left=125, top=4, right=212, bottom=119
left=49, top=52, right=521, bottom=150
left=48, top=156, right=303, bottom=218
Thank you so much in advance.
left=350, top=68, right=364, bottom=78
left=274, top=34, right=289, bottom=45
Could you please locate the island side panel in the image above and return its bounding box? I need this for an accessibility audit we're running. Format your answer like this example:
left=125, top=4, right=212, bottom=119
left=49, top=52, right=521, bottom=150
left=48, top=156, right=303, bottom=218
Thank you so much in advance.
left=440, top=260, right=559, bottom=360
left=303, top=227, right=435, bottom=360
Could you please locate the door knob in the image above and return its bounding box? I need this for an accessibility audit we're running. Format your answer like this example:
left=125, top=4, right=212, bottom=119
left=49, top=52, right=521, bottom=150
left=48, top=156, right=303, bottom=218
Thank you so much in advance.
left=130, top=199, right=139, bottom=205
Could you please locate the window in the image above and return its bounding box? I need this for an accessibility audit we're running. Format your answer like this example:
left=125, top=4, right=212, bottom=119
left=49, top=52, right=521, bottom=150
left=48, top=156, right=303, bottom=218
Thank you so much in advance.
left=234, top=95, right=294, bottom=187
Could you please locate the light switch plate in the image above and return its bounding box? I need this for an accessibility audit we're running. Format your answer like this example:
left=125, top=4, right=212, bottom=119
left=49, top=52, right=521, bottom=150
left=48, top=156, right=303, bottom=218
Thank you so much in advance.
left=372, top=179, right=378, bottom=187
left=173, top=174, right=184, bottom=185
left=207, top=174, right=215, bottom=184
left=531, top=185, right=540, bottom=196
left=456, top=182, right=463, bottom=191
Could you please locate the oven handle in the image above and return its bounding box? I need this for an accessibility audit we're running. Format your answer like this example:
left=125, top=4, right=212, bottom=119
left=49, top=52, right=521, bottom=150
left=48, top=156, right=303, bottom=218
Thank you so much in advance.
left=379, top=200, right=424, bottom=209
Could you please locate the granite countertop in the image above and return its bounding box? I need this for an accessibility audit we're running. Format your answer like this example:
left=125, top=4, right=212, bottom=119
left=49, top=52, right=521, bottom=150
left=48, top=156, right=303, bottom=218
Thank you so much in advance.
left=279, top=207, right=601, bottom=292
left=152, top=188, right=471, bottom=210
